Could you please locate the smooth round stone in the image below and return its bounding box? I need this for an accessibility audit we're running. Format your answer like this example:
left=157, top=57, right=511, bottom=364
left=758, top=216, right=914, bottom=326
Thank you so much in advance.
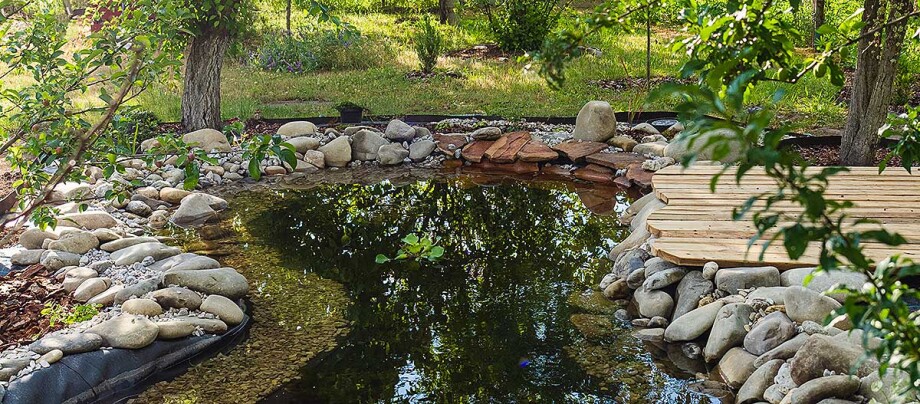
left=40, top=349, right=64, bottom=365
left=200, top=295, right=244, bottom=326
left=73, top=277, right=111, bottom=302
left=29, top=333, right=103, bottom=355
left=162, top=268, right=249, bottom=300
left=87, top=314, right=159, bottom=349
left=155, top=321, right=197, bottom=340
left=121, top=298, right=164, bottom=317
left=150, top=287, right=202, bottom=310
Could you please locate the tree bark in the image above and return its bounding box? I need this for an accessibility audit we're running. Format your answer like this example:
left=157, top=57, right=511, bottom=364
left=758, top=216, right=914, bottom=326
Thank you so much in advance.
left=812, top=0, right=825, bottom=48
left=286, top=0, right=292, bottom=36
left=439, top=0, right=457, bottom=25
left=181, top=28, right=229, bottom=131
left=841, top=0, right=913, bottom=166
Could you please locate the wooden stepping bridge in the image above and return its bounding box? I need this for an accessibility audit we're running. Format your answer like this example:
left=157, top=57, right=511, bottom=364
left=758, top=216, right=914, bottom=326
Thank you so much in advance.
left=648, top=165, right=920, bottom=269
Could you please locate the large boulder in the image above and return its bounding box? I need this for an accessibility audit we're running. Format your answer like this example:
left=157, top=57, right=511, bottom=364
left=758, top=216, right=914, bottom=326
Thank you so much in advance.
left=717, top=347, right=757, bottom=389
left=87, top=314, right=159, bottom=349
left=664, top=300, right=724, bottom=342
left=704, top=303, right=753, bottom=362
left=163, top=267, right=249, bottom=299
left=40, top=250, right=81, bottom=271
left=29, top=332, right=103, bottom=355
left=664, top=128, right=744, bottom=162
left=58, top=211, right=117, bottom=230
left=409, top=140, right=437, bottom=161
left=47, top=231, right=98, bottom=255
left=182, top=129, right=231, bottom=153
left=109, top=242, right=181, bottom=266
left=376, top=144, right=409, bottom=166
left=780, top=267, right=869, bottom=302
left=786, top=375, right=860, bottom=404
left=743, top=311, right=796, bottom=355
left=286, top=136, right=321, bottom=153
left=19, top=228, right=59, bottom=249
left=277, top=121, right=317, bottom=137
left=572, top=101, right=617, bottom=142
left=714, top=266, right=780, bottom=294
left=200, top=295, right=244, bottom=325
left=384, top=119, right=416, bottom=142
left=170, top=193, right=218, bottom=227
left=737, top=359, right=784, bottom=404
left=672, top=270, right=714, bottom=321
left=789, top=334, right=878, bottom=385
left=351, top=130, right=389, bottom=161
left=784, top=286, right=842, bottom=323
left=318, top=136, right=351, bottom=167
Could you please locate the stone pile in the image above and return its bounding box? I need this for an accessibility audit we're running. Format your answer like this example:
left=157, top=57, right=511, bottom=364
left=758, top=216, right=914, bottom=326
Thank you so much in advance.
left=1, top=209, right=248, bottom=394
left=598, top=193, right=915, bottom=404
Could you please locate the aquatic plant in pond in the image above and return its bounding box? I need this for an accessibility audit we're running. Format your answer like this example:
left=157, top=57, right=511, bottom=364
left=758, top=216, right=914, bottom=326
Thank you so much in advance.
left=227, top=176, right=706, bottom=402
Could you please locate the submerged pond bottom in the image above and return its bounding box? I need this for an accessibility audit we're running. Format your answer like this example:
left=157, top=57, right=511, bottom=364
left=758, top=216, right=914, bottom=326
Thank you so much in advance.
left=220, top=174, right=713, bottom=403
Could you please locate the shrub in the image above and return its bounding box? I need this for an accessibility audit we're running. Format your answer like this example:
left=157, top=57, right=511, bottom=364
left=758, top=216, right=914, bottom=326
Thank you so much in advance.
left=104, top=109, right=161, bottom=154
left=413, top=15, right=444, bottom=74
left=479, top=0, right=564, bottom=52
left=250, top=27, right=389, bottom=73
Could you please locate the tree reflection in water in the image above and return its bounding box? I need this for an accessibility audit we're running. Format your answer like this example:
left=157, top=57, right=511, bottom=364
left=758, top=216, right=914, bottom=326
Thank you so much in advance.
left=239, top=176, right=703, bottom=403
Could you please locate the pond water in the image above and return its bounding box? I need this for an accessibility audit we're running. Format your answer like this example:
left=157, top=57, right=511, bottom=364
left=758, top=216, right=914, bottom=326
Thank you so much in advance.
left=227, top=175, right=713, bottom=403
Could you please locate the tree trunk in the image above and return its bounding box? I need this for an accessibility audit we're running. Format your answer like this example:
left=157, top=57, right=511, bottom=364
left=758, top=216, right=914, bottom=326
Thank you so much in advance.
left=439, top=0, right=457, bottom=25
left=841, top=0, right=912, bottom=166
left=286, top=0, right=292, bottom=36
left=812, top=0, right=825, bottom=48
left=181, top=29, right=229, bottom=131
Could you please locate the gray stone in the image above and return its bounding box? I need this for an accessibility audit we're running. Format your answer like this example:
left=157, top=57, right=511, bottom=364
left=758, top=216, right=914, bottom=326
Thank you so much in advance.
left=200, top=295, right=244, bottom=325
left=754, top=332, right=808, bottom=368
left=170, top=194, right=217, bottom=227
left=154, top=320, right=197, bottom=339
left=163, top=267, right=249, bottom=299
left=634, top=286, right=674, bottom=319
left=100, top=236, right=158, bottom=252
left=318, top=136, right=351, bottom=167
left=122, top=298, right=164, bottom=316
left=785, top=286, right=842, bottom=324
left=643, top=266, right=687, bottom=290
left=633, top=141, right=668, bottom=157
left=40, top=349, right=63, bottom=365
left=47, top=231, right=99, bottom=254
left=643, top=257, right=676, bottom=277
left=715, top=266, right=781, bottom=294
left=62, top=267, right=98, bottom=292
left=159, top=187, right=192, bottom=204
left=631, top=122, right=660, bottom=135
left=110, top=242, right=180, bottom=266
left=385, top=120, right=416, bottom=142
left=19, top=228, right=59, bottom=249
left=744, top=311, right=796, bottom=355
left=634, top=328, right=665, bottom=343
left=648, top=316, right=669, bottom=328
left=58, top=211, right=118, bottom=230
left=737, top=359, right=784, bottom=404
left=29, top=332, right=103, bottom=355
left=40, top=250, right=81, bottom=270
left=182, top=128, right=230, bottom=152
left=665, top=128, right=743, bottom=162
left=614, top=248, right=651, bottom=280
left=599, top=273, right=617, bottom=290
left=87, top=314, right=159, bottom=349
left=87, top=284, right=124, bottom=307
left=746, top=286, right=787, bottom=305
left=151, top=287, right=202, bottom=310
left=409, top=140, right=437, bottom=161
left=170, top=255, right=220, bottom=271
left=573, top=101, right=617, bottom=142
left=471, top=126, right=502, bottom=140
left=126, top=200, right=153, bottom=217
left=114, top=278, right=160, bottom=304
left=158, top=316, right=228, bottom=338
left=11, top=249, right=44, bottom=265
left=717, top=347, right=757, bottom=389
left=130, top=193, right=170, bottom=210
left=92, top=228, right=121, bottom=242
left=702, top=261, right=719, bottom=280
left=351, top=129, right=389, bottom=161
left=787, top=375, right=860, bottom=404
left=673, top=271, right=714, bottom=321
left=602, top=279, right=630, bottom=299
left=789, top=334, right=878, bottom=385
left=377, top=144, right=409, bottom=165
left=608, top=135, right=638, bottom=152
left=0, top=357, right=31, bottom=381
left=73, top=277, right=111, bottom=302
left=664, top=300, right=724, bottom=342
left=626, top=265, right=647, bottom=289
left=704, top=303, right=754, bottom=362
left=780, top=267, right=869, bottom=302
left=302, top=150, right=325, bottom=169
left=277, top=121, right=317, bottom=137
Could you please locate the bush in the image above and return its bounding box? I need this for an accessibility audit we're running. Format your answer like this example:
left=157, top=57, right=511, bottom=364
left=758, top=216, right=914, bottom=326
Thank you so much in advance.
left=413, top=15, right=444, bottom=74
left=250, top=27, right=388, bottom=73
left=105, top=109, right=161, bottom=154
left=479, top=0, right=563, bottom=52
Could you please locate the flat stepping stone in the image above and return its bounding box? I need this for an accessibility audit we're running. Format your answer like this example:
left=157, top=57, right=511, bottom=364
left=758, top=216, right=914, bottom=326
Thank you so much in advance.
left=541, top=165, right=573, bottom=177
left=460, top=140, right=495, bottom=163
left=625, top=163, right=654, bottom=188
left=573, top=164, right=615, bottom=183
left=433, top=134, right=468, bottom=155
left=467, top=160, right=539, bottom=174
left=552, top=140, right=608, bottom=162
left=517, top=141, right=559, bottom=162
left=585, top=152, right=646, bottom=170
left=483, top=132, right=530, bottom=163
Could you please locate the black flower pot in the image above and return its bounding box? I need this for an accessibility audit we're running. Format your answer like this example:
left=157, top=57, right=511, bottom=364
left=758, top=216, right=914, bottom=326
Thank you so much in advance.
left=339, top=108, right=363, bottom=124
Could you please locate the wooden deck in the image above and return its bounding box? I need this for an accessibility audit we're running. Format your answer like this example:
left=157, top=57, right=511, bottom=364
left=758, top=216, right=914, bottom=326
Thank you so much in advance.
left=647, top=165, right=920, bottom=269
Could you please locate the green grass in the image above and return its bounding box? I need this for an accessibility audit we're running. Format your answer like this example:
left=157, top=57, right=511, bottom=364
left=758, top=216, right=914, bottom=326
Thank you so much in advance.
left=134, top=11, right=849, bottom=129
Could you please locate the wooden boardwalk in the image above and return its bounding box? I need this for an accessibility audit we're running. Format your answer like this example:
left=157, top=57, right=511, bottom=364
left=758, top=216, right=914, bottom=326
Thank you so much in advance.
left=647, top=165, right=920, bottom=269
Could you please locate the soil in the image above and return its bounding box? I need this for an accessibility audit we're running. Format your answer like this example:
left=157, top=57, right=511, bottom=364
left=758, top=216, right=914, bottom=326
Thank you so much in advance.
left=0, top=265, right=70, bottom=350
left=1, top=158, right=23, bottom=247
left=790, top=143, right=911, bottom=167
left=446, top=44, right=516, bottom=60
left=405, top=70, right=465, bottom=80
left=591, top=76, right=696, bottom=92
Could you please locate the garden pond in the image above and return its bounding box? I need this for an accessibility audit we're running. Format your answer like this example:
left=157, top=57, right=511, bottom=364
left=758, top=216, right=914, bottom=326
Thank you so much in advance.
left=139, top=171, right=717, bottom=403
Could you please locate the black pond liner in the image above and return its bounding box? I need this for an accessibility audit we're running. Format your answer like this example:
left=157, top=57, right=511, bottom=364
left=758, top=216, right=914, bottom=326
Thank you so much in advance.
left=2, top=302, right=252, bottom=404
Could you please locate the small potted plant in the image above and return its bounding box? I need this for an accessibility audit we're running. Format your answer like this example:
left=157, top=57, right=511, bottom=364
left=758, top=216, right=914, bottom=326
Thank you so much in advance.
left=335, top=101, right=365, bottom=124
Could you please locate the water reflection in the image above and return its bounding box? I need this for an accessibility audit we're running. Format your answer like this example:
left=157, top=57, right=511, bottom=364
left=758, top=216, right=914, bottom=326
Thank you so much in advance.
left=232, top=176, right=709, bottom=403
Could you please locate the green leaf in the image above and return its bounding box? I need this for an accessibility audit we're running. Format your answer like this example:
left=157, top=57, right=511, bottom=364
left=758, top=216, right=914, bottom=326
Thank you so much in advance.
left=375, top=254, right=389, bottom=264
left=402, top=234, right=419, bottom=245
left=429, top=246, right=445, bottom=259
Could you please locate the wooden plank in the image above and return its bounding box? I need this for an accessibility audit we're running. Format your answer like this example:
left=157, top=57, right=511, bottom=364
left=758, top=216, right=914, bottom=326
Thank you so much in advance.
left=654, top=165, right=915, bottom=176
left=647, top=220, right=920, bottom=240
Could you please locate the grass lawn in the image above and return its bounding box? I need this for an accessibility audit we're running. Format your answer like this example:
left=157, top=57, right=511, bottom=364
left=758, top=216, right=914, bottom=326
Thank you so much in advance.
left=133, top=11, right=851, bottom=131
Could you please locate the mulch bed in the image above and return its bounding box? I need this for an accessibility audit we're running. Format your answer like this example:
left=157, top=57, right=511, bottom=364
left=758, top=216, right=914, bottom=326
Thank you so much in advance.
left=590, top=76, right=696, bottom=92
left=0, top=265, right=70, bottom=349
left=1, top=158, right=23, bottom=248
left=789, top=143, right=910, bottom=167
left=445, top=44, right=516, bottom=61
left=405, top=70, right=465, bottom=80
